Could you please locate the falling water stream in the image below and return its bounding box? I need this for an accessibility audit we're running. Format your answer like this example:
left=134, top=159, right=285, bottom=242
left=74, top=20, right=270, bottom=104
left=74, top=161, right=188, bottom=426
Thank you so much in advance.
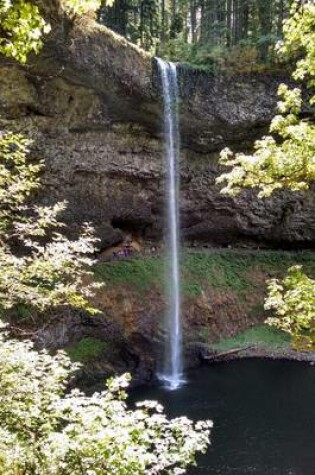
left=156, top=58, right=184, bottom=390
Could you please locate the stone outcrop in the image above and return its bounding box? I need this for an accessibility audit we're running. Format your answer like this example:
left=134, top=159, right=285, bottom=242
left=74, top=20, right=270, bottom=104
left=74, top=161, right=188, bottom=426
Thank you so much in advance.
left=1, top=7, right=315, bottom=250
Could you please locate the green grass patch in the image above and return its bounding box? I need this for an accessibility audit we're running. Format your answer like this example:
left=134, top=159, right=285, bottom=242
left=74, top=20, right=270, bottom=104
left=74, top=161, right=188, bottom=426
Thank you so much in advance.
left=181, top=281, right=203, bottom=297
left=93, top=256, right=164, bottom=292
left=210, top=324, right=291, bottom=352
left=182, top=251, right=254, bottom=295
left=93, top=249, right=315, bottom=297
left=66, top=337, right=108, bottom=363
left=182, top=249, right=315, bottom=297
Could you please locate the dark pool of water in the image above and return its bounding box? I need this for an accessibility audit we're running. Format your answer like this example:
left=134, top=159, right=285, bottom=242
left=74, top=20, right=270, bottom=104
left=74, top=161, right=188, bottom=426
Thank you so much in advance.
left=129, top=359, right=315, bottom=475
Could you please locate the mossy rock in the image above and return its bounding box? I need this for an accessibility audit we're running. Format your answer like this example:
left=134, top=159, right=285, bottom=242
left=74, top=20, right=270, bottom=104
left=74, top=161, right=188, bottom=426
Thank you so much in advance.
left=66, top=337, right=108, bottom=363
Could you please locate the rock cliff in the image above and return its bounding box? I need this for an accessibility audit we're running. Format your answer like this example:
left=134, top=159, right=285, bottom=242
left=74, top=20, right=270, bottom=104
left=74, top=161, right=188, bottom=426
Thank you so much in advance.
left=1, top=6, right=315, bottom=251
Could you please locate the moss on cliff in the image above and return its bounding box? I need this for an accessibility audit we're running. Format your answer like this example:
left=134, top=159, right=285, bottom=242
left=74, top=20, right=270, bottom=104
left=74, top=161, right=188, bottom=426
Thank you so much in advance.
left=66, top=337, right=108, bottom=363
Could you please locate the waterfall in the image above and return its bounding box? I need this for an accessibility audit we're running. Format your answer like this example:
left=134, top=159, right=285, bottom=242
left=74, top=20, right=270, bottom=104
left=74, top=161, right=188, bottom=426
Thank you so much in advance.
left=156, top=58, right=184, bottom=390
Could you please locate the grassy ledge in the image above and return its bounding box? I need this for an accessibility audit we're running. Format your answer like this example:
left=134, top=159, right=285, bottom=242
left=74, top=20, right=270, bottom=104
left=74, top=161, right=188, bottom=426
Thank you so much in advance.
left=93, top=249, right=315, bottom=297
left=209, top=325, right=291, bottom=352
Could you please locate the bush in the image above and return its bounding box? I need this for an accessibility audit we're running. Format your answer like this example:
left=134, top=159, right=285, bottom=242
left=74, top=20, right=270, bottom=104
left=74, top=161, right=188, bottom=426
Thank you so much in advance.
left=0, top=327, right=212, bottom=475
left=159, top=39, right=278, bottom=73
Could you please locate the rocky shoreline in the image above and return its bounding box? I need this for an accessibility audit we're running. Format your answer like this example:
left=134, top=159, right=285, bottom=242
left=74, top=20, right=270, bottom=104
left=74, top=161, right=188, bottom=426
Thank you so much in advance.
left=203, top=346, right=315, bottom=364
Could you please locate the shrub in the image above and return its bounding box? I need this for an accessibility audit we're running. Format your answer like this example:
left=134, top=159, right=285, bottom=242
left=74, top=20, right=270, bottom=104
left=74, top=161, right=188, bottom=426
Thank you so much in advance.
left=0, top=327, right=212, bottom=475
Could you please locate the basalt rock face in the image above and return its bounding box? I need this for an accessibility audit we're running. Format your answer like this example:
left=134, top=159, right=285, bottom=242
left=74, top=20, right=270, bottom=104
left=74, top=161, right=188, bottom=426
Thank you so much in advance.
left=1, top=28, right=315, bottom=250
left=173, top=66, right=295, bottom=152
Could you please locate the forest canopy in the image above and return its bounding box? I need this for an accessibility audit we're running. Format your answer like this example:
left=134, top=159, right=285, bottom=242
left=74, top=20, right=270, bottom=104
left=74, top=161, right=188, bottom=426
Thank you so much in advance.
left=0, top=0, right=298, bottom=70
left=99, top=0, right=294, bottom=69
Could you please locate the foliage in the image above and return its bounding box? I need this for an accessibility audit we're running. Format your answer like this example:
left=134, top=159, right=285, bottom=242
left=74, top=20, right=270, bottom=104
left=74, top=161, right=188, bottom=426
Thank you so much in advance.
left=0, top=132, right=101, bottom=315
left=278, top=0, right=315, bottom=91
left=210, top=324, right=291, bottom=352
left=0, top=0, right=104, bottom=63
left=217, top=85, right=315, bottom=198
left=0, top=327, right=212, bottom=474
left=62, top=0, right=102, bottom=15
left=215, top=45, right=261, bottom=74
left=217, top=2, right=315, bottom=197
left=66, top=336, right=108, bottom=362
left=265, top=266, right=315, bottom=350
left=0, top=0, right=50, bottom=62
left=217, top=2, right=315, bottom=349
left=159, top=39, right=197, bottom=66
left=161, top=40, right=273, bottom=73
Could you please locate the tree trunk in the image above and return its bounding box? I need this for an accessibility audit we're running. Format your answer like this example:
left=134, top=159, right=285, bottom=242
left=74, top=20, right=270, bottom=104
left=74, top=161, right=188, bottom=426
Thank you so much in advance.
left=160, top=0, right=166, bottom=43
left=227, top=0, right=232, bottom=46
left=256, top=0, right=272, bottom=61
left=190, top=0, right=197, bottom=43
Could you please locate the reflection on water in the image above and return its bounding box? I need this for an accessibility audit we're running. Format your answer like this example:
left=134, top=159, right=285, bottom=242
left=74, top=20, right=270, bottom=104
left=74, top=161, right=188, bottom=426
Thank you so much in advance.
left=129, top=359, right=315, bottom=475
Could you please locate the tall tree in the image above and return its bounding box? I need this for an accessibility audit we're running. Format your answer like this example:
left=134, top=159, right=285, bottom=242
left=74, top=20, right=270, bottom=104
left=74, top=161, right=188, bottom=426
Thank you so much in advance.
left=256, top=0, right=273, bottom=60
